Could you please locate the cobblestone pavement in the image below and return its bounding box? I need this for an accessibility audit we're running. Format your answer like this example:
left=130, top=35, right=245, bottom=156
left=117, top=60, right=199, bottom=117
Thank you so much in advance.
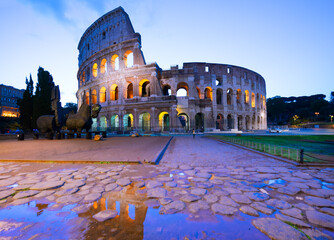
left=0, top=136, right=333, bottom=239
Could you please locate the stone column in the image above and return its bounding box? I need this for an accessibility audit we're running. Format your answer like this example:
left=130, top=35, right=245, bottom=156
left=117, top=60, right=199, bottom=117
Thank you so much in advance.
left=133, top=108, right=138, bottom=131
left=151, top=107, right=156, bottom=131
left=133, top=76, right=139, bottom=98
left=150, top=72, right=159, bottom=97
left=234, top=114, right=238, bottom=130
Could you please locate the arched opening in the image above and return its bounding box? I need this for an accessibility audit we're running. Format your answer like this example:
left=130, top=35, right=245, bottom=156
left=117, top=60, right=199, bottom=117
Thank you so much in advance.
left=110, top=115, right=119, bottom=131
left=216, top=89, right=223, bottom=104
left=227, top=88, right=233, bottom=105
left=236, top=89, right=242, bottom=103
left=195, top=112, right=205, bottom=131
left=110, top=84, right=118, bottom=101
left=216, top=79, right=222, bottom=86
left=91, top=89, right=97, bottom=104
left=124, top=50, right=133, bottom=68
left=127, top=83, right=133, bottom=99
left=139, top=79, right=150, bottom=97
left=176, top=82, right=189, bottom=97
left=100, top=59, right=107, bottom=74
left=99, top=87, right=106, bottom=103
left=159, top=112, right=170, bottom=132
left=227, top=114, right=233, bottom=129
left=91, top=118, right=97, bottom=131
left=245, top=90, right=249, bottom=104
left=238, top=115, right=243, bottom=130
left=204, top=87, right=212, bottom=101
left=257, top=116, right=260, bottom=129
left=123, top=113, right=133, bottom=130
left=263, top=96, right=266, bottom=110
left=246, top=116, right=250, bottom=130
left=99, top=116, right=107, bottom=131
left=85, top=91, right=89, bottom=105
left=111, top=54, right=119, bottom=71
left=260, top=95, right=263, bottom=109
left=196, top=87, right=201, bottom=98
left=162, top=85, right=171, bottom=96
left=92, top=63, right=98, bottom=77
left=216, top=114, right=224, bottom=130
left=251, top=92, right=255, bottom=108
left=82, top=72, right=86, bottom=84
left=257, top=93, right=259, bottom=107
left=178, top=113, right=189, bottom=131
left=139, top=112, right=150, bottom=132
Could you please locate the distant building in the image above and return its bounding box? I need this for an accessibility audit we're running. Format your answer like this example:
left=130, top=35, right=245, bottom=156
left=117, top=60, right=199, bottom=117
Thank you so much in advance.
left=0, top=84, right=24, bottom=118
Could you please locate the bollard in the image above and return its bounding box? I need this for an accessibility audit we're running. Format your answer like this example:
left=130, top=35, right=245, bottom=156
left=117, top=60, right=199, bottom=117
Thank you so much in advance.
left=300, top=149, right=304, bottom=164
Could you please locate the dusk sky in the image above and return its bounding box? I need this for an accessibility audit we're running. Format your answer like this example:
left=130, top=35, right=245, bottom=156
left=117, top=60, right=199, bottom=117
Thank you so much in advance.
left=0, top=0, right=333, bottom=104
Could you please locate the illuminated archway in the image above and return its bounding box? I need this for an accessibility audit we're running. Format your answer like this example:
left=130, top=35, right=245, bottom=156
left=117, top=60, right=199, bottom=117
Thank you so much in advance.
left=196, top=87, right=201, bottom=98
left=236, top=89, right=242, bottom=103
left=99, top=87, right=106, bottom=103
left=91, top=89, right=97, bottom=104
left=110, top=84, right=118, bottom=101
left=245, top=90, right=250, bottom=104
left=176, top=82, right=189, bottom=97
left=139, top=79, right=150, bottom=97
left=139, top=112, right=151, bottom=131
left=251, top=92, right=255, bottom=108
left=85, top=91, right=89, bottom=105
left=100, top=59, right=107, bottom=74
left=178, top=113, right=189, bottom=131
left=124, top=50, right=133, bottom=68
left=92, top=63, right=98, bottom=77
left=111, top=54, right=119, bottom=71
left=159, top=112, right=170, bottom=131
left=127, top=83, right=133, bottom=99
left=123, top=113, right=133, bottom=130
left=111, top=114, right=119, bottom=131
left=204, top=87, right=212, bottom=101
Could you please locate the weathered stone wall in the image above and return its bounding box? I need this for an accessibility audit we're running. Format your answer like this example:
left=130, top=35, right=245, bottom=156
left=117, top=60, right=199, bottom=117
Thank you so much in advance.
left=76, top=7, right=267, bottom=132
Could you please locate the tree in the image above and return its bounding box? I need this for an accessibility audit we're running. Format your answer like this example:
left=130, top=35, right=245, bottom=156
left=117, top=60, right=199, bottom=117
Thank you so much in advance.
left=18, top=75, right=34, bottom=130
left=32, top=67, right=55, bottom=127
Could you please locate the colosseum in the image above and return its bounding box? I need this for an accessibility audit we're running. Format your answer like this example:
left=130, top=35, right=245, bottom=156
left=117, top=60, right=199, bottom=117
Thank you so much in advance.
left=76, top=7, right=267, bottom=133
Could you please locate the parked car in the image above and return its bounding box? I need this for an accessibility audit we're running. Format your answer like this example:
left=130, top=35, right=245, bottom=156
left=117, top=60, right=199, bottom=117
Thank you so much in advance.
left=269, top=128, right=283, bottom=133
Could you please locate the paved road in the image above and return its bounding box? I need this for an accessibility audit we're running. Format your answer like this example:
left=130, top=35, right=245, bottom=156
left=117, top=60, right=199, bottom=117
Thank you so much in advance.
left=161, top=136, right=289, bottom=167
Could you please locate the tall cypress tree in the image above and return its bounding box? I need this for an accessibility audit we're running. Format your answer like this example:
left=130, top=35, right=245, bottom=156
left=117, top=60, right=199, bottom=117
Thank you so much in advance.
left=32, top=67, right=54, bottom=127
left=18, top=75, right=34, bottom=130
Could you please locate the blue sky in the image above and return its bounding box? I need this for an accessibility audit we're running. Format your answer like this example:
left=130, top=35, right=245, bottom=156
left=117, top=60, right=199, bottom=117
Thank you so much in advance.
left=0, top=0, right=333, bottom=103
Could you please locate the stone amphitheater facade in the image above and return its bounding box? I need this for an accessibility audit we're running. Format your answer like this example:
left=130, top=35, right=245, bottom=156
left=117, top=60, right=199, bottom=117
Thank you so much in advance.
left=77, top=7, right=267, bottom=133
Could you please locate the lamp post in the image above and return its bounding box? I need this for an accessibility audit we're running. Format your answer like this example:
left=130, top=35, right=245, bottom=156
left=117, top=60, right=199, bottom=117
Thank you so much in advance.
left=315, top=112, right=319, bottom=121
left=330, top=115, right=333, bottom=122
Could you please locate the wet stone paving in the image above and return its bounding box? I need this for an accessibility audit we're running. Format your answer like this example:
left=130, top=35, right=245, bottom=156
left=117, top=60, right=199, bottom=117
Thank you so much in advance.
left=0, top=159, right=333, bottom=240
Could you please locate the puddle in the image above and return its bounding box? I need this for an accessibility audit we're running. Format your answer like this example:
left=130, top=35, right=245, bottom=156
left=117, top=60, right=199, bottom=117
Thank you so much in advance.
left=265, top=179, right=286, bottom=185
left=7, top=183, right=18, bottom=188
left=0, top=192, right=269, bottom=239
left=0, top=201, right=79, bottom=239
left=321, top=181, right=334, bottom=189
left=169, top=172, right=185, bottom=178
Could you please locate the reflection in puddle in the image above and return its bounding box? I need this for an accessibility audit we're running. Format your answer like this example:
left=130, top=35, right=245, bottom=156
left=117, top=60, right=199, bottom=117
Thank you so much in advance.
left=0, top=188, right=268, bottom=240
left=322, top=181, right=334, bottom=189
left=7, top=183, right=18, bottom=188
left=265, top=178, right=286, bottom=185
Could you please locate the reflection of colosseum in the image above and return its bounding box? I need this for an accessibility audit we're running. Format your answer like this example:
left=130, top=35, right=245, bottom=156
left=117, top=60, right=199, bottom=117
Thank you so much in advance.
left=77, top=7, right=267, bottom=133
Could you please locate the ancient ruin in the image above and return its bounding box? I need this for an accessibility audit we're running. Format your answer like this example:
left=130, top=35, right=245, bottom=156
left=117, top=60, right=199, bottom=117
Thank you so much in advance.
left=77, top=7, right=267, bottom=133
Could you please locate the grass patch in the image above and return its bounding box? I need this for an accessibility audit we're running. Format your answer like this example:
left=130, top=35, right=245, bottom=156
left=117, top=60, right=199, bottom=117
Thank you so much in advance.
left=209, top=135, right=334, bottom=163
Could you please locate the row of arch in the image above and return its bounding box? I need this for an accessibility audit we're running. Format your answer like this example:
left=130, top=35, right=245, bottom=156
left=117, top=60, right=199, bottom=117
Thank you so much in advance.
left=92, top=111, right=264, bottom=132
left=83, top=79, right=151, bottom=104
left=79, top=51, right=134, bottom=86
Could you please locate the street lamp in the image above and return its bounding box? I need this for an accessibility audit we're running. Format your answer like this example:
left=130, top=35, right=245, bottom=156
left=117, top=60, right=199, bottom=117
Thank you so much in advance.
left=330, top=115, right=333, bottom=122
left=315, top=112, right=319, bottom=121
